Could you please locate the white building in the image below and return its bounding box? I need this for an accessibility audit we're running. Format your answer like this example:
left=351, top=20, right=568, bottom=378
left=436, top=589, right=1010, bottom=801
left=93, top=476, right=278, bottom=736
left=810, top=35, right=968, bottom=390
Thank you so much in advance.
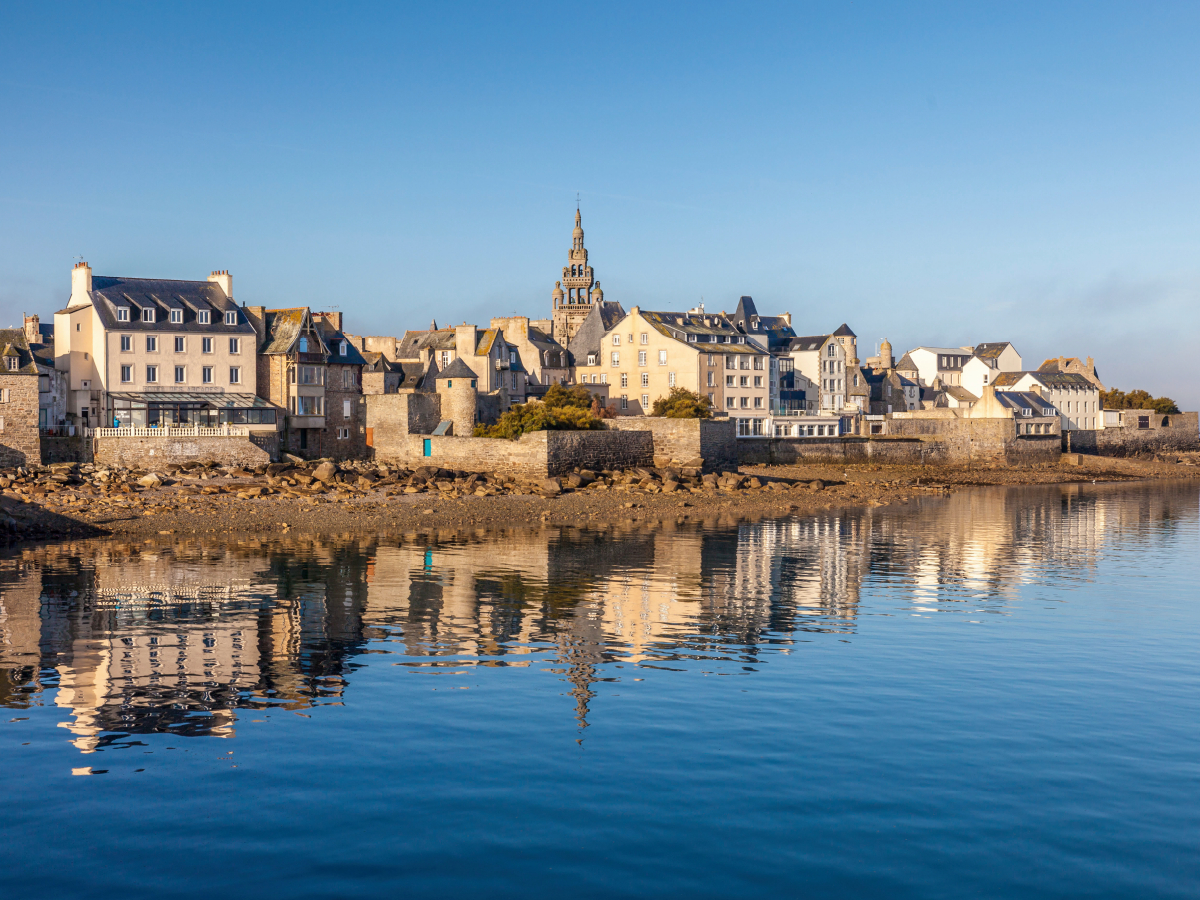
left=785, top=334, right=846, bottom=411
left=907, top=342, right=1023, bottom=393
left=993, top=371, right=1100, bottom=431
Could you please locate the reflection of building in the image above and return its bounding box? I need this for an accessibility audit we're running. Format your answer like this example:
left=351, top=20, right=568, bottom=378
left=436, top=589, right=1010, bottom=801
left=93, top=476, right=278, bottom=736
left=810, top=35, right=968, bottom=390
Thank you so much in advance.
left=2, top=483, right=1196, bottom=749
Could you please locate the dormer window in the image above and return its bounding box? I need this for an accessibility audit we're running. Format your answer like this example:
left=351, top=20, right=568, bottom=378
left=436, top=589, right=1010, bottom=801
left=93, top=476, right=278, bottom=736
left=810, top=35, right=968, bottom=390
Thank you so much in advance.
left=170, top=309, right=183, bottom=324
left=5, top=357, right=17, bottom=371
left=299, top=337, right=308, bottom=352
left=142, top=307, right=155, bottom=323
left=339, top=341, right=347, bottom=357
left=224, top=310, right=237, bottom=325
left=117, top=307, right=130, bottom=322
left=197, top=310, right=210, bottom=325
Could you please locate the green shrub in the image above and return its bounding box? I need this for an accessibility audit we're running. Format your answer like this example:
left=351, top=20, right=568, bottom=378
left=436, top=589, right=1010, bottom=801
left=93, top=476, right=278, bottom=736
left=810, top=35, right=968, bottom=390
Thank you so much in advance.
left=650, top=388, right=713, bottom=419
left=475, top=383, right=604, bottom=439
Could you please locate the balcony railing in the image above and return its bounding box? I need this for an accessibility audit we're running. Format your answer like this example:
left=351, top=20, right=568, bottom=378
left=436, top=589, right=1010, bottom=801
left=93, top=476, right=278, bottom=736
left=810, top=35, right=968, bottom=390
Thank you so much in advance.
left=87, top=425, right=250, bottom=438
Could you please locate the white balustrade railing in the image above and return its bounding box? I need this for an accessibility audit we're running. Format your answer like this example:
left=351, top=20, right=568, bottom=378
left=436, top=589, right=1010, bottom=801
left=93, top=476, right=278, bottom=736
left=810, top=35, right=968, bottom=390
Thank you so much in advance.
left=87, top=425, right=250, bottom=438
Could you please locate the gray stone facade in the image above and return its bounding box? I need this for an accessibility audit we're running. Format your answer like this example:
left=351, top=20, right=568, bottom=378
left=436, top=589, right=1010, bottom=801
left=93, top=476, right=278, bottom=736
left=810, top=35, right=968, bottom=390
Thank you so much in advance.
left=92, top=434, right=271, bottom=468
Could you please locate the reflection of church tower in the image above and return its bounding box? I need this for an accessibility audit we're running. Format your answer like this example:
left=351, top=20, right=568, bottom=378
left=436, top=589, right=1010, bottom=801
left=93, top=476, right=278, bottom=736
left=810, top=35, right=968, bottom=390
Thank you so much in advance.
left=551, top=208, right=604, bottom=345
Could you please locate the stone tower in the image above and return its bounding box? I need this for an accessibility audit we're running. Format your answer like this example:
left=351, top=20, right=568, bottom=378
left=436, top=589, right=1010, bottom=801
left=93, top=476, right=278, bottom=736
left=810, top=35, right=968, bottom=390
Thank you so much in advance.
left=879, top=338, right=893, bottom=370
left=435, top=358, right=478, bottom=436
left=551, top=208, right=602, bottom=345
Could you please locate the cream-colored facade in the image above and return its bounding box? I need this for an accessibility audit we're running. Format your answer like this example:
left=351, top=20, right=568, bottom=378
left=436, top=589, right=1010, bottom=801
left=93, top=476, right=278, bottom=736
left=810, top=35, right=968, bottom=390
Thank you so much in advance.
left=53, top=263, right=273, bottom=429
left=594, top=307, right=770, bottom=424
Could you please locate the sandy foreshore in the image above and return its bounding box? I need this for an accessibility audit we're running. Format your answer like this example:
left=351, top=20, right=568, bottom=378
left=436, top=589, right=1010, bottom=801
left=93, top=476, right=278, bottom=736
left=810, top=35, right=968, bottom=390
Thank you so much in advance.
left=0, top=450, right=1196, bottom=544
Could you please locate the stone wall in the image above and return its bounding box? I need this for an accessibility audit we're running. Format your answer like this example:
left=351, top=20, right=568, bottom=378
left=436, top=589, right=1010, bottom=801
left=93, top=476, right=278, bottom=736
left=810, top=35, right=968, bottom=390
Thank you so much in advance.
left=740, top=418, right=1062, bottom=467
left=93, top=435, right=271, bottom=468
left=0, top=375, right=41, bottom=467
left=1070, top=412, right=1199, bottom=456
left=604, top=417, right=737, bottom=469
left=365, top=392, right=442, bottom=457
left=40, top=434, right=88, bottom=464
left=545, top=430, right=653, bottom=475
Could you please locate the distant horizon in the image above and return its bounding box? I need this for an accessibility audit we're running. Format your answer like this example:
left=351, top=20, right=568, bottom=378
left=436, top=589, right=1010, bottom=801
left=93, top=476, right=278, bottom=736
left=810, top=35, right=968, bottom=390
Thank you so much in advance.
left=2, top=2, right=1196, bottom=408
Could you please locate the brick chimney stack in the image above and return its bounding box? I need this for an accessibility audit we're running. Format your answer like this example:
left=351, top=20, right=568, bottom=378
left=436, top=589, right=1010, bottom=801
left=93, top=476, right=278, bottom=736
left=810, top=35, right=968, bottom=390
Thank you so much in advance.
left=23, top=313, right=40, bottom=345
left=208, top=269, right=233, bottom=299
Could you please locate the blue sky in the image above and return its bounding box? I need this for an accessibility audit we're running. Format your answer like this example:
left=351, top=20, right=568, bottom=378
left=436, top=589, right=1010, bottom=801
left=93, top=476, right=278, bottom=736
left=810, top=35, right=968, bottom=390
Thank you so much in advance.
left=2, top=2, right=1197, bottom=405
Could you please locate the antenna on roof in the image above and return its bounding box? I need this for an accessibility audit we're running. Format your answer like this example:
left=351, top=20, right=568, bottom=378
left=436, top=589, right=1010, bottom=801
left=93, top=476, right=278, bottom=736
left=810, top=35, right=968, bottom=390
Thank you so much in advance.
left=576, top=191, right=580, bottom=210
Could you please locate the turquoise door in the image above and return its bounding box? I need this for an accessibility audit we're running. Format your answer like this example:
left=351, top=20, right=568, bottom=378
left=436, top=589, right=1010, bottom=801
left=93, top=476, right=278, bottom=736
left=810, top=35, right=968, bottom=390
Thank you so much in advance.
left=423, top=438, right=432, bottom=457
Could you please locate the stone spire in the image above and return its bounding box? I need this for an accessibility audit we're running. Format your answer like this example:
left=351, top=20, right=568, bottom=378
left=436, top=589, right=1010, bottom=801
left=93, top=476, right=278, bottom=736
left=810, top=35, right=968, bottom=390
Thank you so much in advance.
left=551, top=207, right=601, bottom=344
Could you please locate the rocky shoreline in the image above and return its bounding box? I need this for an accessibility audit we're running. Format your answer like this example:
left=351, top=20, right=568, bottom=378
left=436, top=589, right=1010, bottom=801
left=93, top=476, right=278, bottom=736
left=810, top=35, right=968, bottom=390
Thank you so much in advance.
left=0, top=452, right=1196, bottom=543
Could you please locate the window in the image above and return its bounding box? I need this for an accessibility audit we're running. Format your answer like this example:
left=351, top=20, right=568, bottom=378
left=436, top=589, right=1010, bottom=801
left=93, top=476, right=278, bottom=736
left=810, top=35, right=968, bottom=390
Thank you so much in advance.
left=225, top=310, right=237, bottom=325
left=142, top=307, right=155, bottom=323
left=740, top=357, right=750, bottom=370
left=638, top=351, right=647, bottom=366
left=658, top=350, right=667, bottom=365
left=726, top=357, right=735, bottom=370
left=119, top=365, right=132, bottom=383
left=120, top=335, right=132, bottom=352
left=229, top=337, right=240, bottom=354
left=202, top=366, right=213, bottom=384
left=641, top=373, right=649, bottom=387
left=708, top=353, right=715, bottom=365
left=707, top=372, right=714, bottom=387
left=828, top=344, right=836, bottom=357
left=174, top=366, right=186, bottom=383
left=587, top=353, right=597, bottom=366
left=300, top=367, right=323, bottom=385
left=0, top=389, right=7, bottom=402
left=202, top=337, right=213, bottom=354
left=707, top=393, right=715, bottom=404
left=343, top=399, right=351, bottom=418
left=726, top=375, right=734, bottom=386
left=620, top=373, right=629, bottom=388
left=339, top=341, right=347, bottom=357
left=688, top=335, right=697, bottom=342
left=620, top=395, right=628, bottom=410
left=170, top=309, right=183, bottom=324
left=174, top=337, right=185, bottom=352
left=612, top=335, right=620, bottom=346
left=740, top=397, right=749, bottom=408
left=299, top=337, right=309, bottom=353
left=737, top=418, right=751, bottom=436
left=754, top=397, right=763, bottom=408
left=297, top=395, right=322, bottom=416
left=640, top=333, right=648, bottom=344
left=641, top=394, right=650, bottom=408
left=197, top=310, right=210, bottom=325
left=753, top=357, right=764, bottom=370
left=727, top=397, right=735, bottom=409
left=229, top=366, right=241, bottom=384
left=117, top=307, right=130, bottom=322
left=337, top=427, right=350, bottom=440
left=740, top=376, right=748, bottom=387
left=853, top=374, right=859, bottom=387
left=1138, top=415, right=1150, bottom=430
left=600, top=373, right=607, bottom=384
left=611, top=351, right=620, bottom=366
left=343, top=369, right=352, bottom=387
left=754, top=376, right=762, bottom=387
left=145, top=365, right=158, bottom=383
left=146, top=336, right=158, bottom=352
left=669, top=372, right=676, bottom=387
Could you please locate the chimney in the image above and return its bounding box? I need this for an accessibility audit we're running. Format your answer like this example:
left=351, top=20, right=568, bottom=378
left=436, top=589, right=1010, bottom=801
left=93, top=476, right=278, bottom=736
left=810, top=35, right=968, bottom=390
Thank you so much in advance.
left=314, top=310, right=343, bottom=332
left=208, top=269, right=233, bottom=299
left=245, top=305, right=267, bottom=345
left=782, top=312, right=791, bottom=326
left=455, top=323, right=478, bottom=358
left=71, top=261, right=92, bottom=301
left=23, top=313, right=40, bottom=345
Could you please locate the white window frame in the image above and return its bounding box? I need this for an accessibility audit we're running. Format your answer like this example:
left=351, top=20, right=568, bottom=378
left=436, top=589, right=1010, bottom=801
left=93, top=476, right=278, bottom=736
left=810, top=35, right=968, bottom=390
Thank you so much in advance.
left=202, top=337, right=213, bottom=354
left=145, top=365, right=158, bottom=383
left=229, top=337, right=240, bottom=354
left=174, top=366, right=186, bottom=384
left=197, top=310, right=211, bottom=325
left=120, top=335, right=132, bottom=352
left=641, top=393, right=650, bottom=408
left=638, top=351, right=647, bottom=366
left=611, top=351, right=620, bottom=366
left=229, top=366, right=241, bottom=384
left=224, top=310, right=238, bottom=326
left=117, top=307, right=130, bottom=322
left=120, top=365, right=132, bottom=383
left=142, top=307, right=155, bottom=323
left=170, top=309, right=183, bottom=324
left=174, top=336, right=185, bottom=353
left=202, top=366, right=214, bottom=384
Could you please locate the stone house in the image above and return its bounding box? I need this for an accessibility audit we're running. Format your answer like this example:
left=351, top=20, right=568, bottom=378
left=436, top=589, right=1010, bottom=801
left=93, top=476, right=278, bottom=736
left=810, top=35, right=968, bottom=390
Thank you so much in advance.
left=993, top=371, right=1101, bottom=432
left=0, top=328, right=49, bottom=465
left=17, top=314, right=67, bottom=431
left=394, top=322, right=515, bottom=405
left=600, top=307, right=770, bottom=432
left=53, top=263, right=279, bottom=434
left=1037, top=355, right=1106, bottom=391
left=965, top=386, right=1060, bottom=436
left=489, top=315, right=568, bottom=399
left=908, top=342, right=1023, bottom=396
left=247, top=306, right=364, bottom=458
left=729, top=296, right=796, bottom=352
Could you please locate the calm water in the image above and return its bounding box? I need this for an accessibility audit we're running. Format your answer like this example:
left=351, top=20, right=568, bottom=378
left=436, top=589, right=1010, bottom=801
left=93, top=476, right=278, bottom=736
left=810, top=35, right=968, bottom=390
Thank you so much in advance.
left=1, top=481, right=1198, bottom=899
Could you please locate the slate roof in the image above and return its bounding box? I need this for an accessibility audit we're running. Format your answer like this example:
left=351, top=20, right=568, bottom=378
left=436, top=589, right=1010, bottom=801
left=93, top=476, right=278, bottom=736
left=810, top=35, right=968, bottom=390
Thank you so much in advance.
left=895, top=352, right=919, bottom=371
left=994, top=371, right=1094, bottom=390
left=361, top=351, right=390, bottom=372
left=832, top=323, right=856, bottom=337
left=475, top=328, right=500, bottom=357
left=732, top=296, right=796, bottom=350
left=75, top=276, right=255, bottom=337
left=975, top=342, right=1014, bottom=361
left=313, top=317, right=368, bottom=366
left=396, top=328, right=457, bottom=358
left=0, top=329, right=41, bottom=375
left=944, top=385, right=978, bottom=401
left=261, top=308, right=319, bottom=355
left=567, top=301, right=627, bottom=362
left=993, top=390, right=1057, bottom=415
left=397, top=360, right=434, bottom=391
left=785, top=335, right=831, bottom=353
left=639, top=310, right=764, bottom=354
left=524, top=325, right=568, bottom=368
left=434, top=357, right=477, bottom=380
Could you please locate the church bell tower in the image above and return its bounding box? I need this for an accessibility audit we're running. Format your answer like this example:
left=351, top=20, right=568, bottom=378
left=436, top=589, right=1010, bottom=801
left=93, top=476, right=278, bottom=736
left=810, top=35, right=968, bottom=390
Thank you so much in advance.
left=551, top=208, right=604, bottom=344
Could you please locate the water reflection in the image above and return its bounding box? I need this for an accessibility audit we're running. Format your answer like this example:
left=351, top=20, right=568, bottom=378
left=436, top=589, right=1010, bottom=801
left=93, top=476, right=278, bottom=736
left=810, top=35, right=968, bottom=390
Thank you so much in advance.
left=1, top=481, right=1195, bottom=750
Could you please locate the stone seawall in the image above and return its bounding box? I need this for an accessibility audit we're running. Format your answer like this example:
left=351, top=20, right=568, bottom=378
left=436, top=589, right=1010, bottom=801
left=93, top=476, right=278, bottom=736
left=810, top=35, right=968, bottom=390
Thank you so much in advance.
left=1069, top=413, right=1199, bottom=456
left=93, top=436, right=271, bottom=468
left=545, top=430, right=653, bottom=475
left=605, top=418, right=736, bottom=470
left=740, top=422, right=1061, bottom=467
